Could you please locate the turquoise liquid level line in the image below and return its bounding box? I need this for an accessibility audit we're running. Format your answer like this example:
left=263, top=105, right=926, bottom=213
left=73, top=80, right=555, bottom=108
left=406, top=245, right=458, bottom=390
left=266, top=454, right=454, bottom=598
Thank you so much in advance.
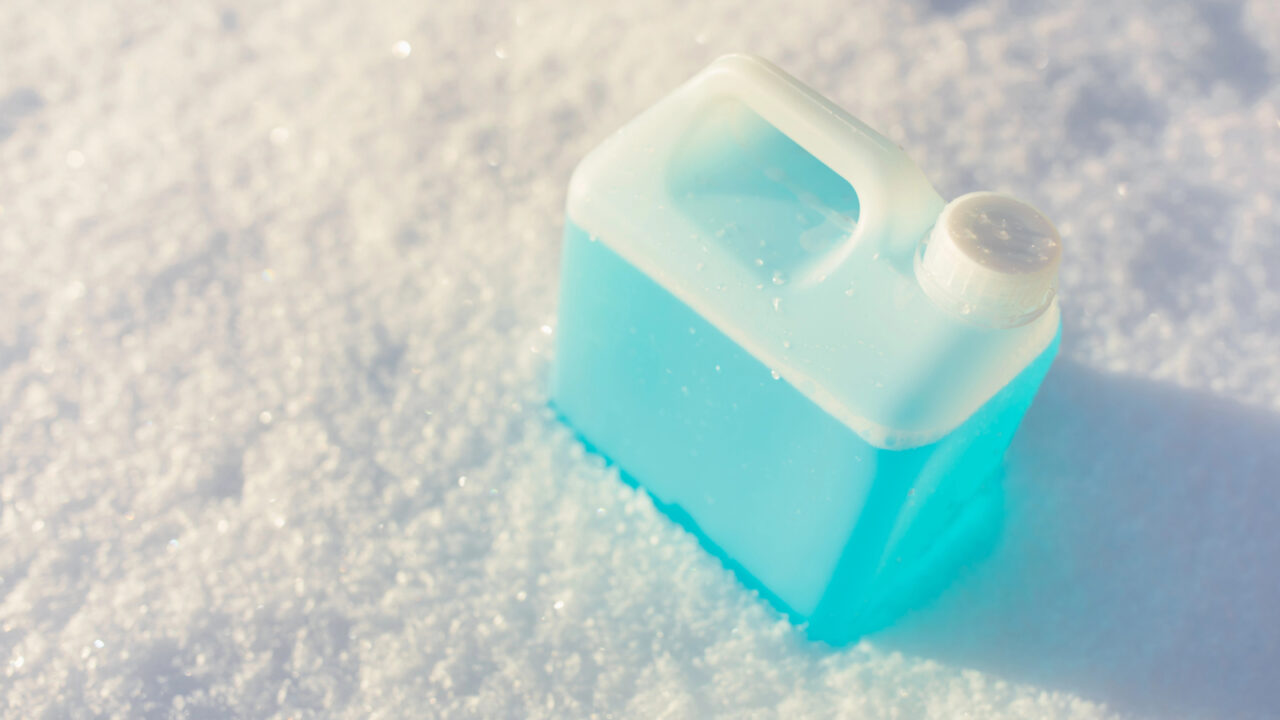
left=552, top=223, right=1060, bottom=644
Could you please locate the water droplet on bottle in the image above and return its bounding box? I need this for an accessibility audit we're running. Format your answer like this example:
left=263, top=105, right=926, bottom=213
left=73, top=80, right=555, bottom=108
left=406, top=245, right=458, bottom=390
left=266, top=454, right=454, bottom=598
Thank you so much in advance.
left=782, top=340, right=791, bottom=349
left=770, top=370, right=781, bottom=380
left=754, top=258, right=765, bottom=267
left=771, top=297, right=782, bottom=311
left=771, top=270, right=788, bottom=286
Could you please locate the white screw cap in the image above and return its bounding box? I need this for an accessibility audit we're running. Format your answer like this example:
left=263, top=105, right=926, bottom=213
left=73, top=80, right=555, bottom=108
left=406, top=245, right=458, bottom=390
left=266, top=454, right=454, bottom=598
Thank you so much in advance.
left=915, top=191, right=1062, bottom=328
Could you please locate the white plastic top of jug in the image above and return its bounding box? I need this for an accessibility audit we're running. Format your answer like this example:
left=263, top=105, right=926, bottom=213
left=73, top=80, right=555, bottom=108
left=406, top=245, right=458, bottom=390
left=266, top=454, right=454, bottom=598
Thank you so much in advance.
left=916, top=192, right=1062, bottom=329
left=565, top=54, right=1061, bottom=449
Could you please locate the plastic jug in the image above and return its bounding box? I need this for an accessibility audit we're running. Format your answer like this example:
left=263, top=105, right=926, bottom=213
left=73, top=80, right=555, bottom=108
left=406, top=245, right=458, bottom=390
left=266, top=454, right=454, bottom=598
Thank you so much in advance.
left=551, top=55, right=1062, bottom=644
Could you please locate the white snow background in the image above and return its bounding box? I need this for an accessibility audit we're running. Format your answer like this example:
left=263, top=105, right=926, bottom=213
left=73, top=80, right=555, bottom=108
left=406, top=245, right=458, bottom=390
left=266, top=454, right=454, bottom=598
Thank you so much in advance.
left=2, top=0, right=1278, bottom=718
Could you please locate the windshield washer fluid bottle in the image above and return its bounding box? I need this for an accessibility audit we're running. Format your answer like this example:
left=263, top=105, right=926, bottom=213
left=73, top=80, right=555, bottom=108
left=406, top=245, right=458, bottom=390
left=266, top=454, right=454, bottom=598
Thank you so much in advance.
left=551, top=55, right=1063, bottom=644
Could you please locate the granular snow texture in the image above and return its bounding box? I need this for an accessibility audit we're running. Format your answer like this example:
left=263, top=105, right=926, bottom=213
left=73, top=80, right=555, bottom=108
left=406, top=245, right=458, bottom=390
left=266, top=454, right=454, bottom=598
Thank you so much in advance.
left=2, top=0, right=1278, bottom=718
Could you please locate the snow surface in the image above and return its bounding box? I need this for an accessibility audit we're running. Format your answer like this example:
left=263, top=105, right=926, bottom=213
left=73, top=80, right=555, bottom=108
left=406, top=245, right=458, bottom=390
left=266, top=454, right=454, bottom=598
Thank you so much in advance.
left=2, top=0, right=1278, bottom=718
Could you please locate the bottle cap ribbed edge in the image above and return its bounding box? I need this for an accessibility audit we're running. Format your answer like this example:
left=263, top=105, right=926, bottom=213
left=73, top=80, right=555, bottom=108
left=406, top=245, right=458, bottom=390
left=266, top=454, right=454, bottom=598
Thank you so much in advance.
left=915, top=192, right=1062, bottom=329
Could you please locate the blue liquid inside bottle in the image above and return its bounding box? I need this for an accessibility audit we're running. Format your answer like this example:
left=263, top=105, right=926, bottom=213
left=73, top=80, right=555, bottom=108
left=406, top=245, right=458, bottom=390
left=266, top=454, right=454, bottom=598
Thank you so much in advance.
left=553, top=222, right=1058, bottom=643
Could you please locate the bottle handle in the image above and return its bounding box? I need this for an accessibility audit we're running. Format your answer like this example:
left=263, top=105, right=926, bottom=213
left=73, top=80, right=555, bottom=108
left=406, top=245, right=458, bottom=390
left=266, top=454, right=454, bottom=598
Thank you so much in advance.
left=697, top=55, right=930, bottom=283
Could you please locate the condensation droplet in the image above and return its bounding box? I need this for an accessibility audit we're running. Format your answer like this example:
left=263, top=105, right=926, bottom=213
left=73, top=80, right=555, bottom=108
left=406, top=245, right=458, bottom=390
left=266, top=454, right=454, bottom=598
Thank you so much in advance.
left=391, top=40, right=412, bottom=58
left=771, top=270, right=788, bottom=285
left=770, top=370, right=781, bottom=380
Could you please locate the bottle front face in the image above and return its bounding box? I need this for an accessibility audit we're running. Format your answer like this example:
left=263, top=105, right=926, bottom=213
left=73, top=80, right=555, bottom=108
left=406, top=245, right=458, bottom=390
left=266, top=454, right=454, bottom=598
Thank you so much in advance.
left=552, top=224, right=1060, bottom=642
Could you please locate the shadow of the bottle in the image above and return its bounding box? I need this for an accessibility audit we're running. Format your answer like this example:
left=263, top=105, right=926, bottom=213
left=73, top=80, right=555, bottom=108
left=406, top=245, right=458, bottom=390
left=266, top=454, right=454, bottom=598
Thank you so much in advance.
left=874, top=361, right=1280, bottom=719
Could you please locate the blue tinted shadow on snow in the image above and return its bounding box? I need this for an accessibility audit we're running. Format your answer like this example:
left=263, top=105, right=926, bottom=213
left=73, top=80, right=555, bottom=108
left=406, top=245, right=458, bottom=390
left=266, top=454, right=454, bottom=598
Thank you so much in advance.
left=0, top=87, right=42, bottom=142
left=876, top=360, right=1280, bottom=720
left=1195, top=0, right=1272, bottom=102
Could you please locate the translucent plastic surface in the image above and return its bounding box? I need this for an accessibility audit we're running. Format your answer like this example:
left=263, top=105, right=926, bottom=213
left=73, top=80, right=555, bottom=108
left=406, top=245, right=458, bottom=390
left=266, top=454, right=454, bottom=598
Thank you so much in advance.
left=551, top=55, right=1061, bottom=642
left=553, top=224, right=1059, bottom=643
left=667, top=96, right=861, bottom=285
left=565, top=55, right=1059, bottom=448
